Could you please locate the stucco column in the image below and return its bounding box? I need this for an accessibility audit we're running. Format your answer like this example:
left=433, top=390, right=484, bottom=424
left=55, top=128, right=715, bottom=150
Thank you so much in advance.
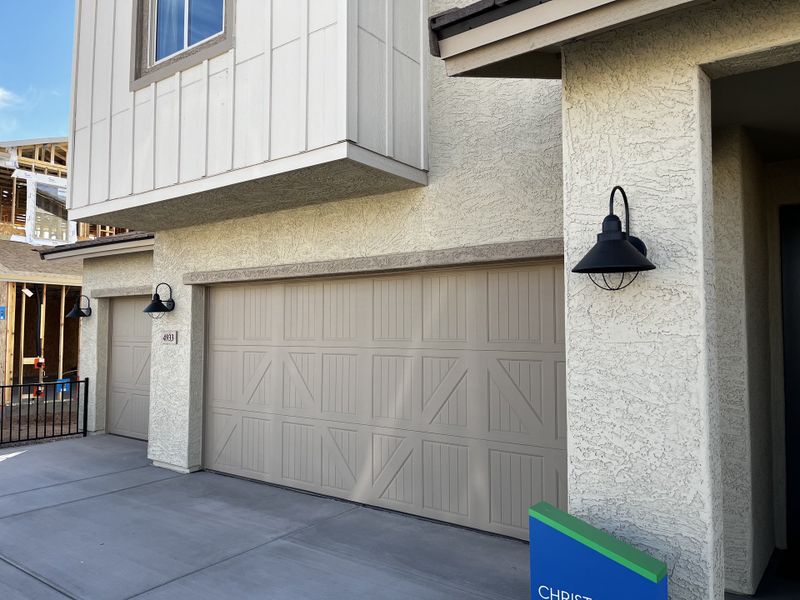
left=712, top=128, right=772, bottom=594
left=147, top=241, right=205, bottom=472
left=562, top=38, right=723, bottom=600
left=80, top=297, right=110, bottom=433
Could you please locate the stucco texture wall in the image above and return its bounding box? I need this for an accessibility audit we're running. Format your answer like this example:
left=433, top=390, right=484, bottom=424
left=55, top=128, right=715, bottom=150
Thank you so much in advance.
left=79, top=251, right=154, bottom=432
left=713, top=128, right=772, bottom=594
left=561, top=1, right=800, bottom=599
left=136, top=0, right=564, bottom=470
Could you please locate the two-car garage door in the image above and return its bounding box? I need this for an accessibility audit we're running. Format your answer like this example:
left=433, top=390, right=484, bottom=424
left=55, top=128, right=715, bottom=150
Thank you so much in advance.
left=203, top=263, right=566, bottom=539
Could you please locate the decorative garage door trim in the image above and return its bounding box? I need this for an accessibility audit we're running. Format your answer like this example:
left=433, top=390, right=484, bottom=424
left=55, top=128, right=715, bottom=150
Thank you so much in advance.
left=203, top=262, right=566, bottom=539
left=184, top=238, right=563, bottom=285
left=107, top=296, right=152, bottom=440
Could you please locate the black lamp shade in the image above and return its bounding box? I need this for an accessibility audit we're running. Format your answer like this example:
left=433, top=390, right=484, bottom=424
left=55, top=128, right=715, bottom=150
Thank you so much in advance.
left=143, top=293, right=173, bottom=314
left=65, top=295, right=92, bottom=318
left=573, top=215, right=655, bottom=274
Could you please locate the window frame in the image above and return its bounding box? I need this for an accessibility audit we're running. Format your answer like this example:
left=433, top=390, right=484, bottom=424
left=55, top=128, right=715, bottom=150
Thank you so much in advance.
left=130, top=0, right=234, bottom=92
left=151, top=0, right=226, bottom=66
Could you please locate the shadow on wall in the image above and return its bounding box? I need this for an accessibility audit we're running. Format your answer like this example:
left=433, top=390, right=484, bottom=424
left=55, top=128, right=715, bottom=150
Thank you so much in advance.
left=726, top=552, right=800, bottom=600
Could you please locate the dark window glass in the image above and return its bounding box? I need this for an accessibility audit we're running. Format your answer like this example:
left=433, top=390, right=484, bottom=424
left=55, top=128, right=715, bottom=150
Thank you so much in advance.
left=155, top=0, right=185, bottom=61
left=188, top=0, right=224, bottom=46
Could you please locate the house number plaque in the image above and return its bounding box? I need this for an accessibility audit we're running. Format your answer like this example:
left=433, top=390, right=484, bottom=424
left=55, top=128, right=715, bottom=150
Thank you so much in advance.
left=161, top=331, right=178, bottom=344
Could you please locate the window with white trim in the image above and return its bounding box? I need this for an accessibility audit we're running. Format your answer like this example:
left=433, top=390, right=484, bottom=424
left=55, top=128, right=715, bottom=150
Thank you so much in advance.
left=154, top=0, right=225, bottom=63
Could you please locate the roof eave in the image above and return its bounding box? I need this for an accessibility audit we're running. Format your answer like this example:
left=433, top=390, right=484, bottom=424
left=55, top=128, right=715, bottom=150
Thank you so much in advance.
left=40, top=234, right=155, bottom=262
left=430, top=0, right=713, bottom=78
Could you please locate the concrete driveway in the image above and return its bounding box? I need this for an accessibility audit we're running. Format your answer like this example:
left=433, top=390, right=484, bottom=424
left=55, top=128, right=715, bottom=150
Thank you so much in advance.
left=0, top=435, right=529, bottom=599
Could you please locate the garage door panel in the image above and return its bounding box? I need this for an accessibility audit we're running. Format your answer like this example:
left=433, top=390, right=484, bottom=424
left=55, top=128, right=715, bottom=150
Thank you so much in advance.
left=207, top=348, right=565, bottom=446
left=421, top=355, right=468, bottom=428
left=371, top=354, right=414, bottom=422
left=108, top=297, right=151, bottom=440
left=205, top=263, right=566, bottom=538
left=108, top=390, right=149, bottom=440
left=204, top=406, right=567, bottom=538
left=373, top=276, right=416, bottom=342
left=281, top=421, right=317, bottom=484
left=321, top=426, right=359, bottom=492
left=206, top=348, right=273, bottom=410
left=241, top=415, right=272, bottom=474
left=421, top=272, right=468, bottom=342
left=322, top=280, right=360, bottom=341
left=109, top=344, right=133, bottom=381
left=487, top=265, right=560, bottom=345
left=321, top=352, right=361, bottom=416
left=487, top=442, right=567, bottom=538
left=282, top=351, right=320, bottom=411
left=207, top=409, right=243, bottom=470
left=242, top=351, right=273, bottom=407
left=422, top=439, right=469, bottom=517
left=207, top=286, right=246, bottom=342
left=284, top=283, right=324, bottom=341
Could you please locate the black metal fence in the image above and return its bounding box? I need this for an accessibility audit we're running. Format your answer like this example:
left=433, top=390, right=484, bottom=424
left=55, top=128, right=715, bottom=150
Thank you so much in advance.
left=0, top=378, right=88, bottom=446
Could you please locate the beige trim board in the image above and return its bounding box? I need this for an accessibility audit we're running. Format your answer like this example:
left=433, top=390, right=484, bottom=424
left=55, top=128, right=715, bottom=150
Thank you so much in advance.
left=184, top=238, right=564, bottom=285
left=92, top=286, right=153, bottom=299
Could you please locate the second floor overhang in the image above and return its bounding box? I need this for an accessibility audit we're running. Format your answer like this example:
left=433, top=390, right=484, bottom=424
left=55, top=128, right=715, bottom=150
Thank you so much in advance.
left=69, top=142, right=426, bottom=231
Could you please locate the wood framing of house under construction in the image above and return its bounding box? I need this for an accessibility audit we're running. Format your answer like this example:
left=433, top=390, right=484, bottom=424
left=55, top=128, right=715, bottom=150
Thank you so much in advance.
left=0, top=138, right=129, bottom=243
left=0, top=139, right=129, bottom=392
left=0, top=239, right=82, bottom=388
left=3, top=281, right=79, bottom=387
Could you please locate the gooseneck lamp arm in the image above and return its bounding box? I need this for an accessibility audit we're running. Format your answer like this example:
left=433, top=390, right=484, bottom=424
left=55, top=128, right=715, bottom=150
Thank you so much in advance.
left=155, top=283, right=173, bottom=304
left=609, top=185, right=630, bottom=236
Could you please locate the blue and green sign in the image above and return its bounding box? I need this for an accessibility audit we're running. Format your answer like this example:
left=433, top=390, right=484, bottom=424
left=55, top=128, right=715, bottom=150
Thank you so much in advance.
left=529, top=502, right=668, bottom=600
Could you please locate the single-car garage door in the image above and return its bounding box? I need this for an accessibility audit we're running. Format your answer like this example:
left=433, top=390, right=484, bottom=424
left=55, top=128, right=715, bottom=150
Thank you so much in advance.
left=204, top=263, right=566, bottom=538
left=107, top=296, right=152, bottom=440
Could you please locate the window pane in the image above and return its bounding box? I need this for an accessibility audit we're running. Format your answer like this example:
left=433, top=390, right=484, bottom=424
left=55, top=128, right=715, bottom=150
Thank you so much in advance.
left=34, top=183, right=69, bottom=242
left=155, top=0, right=185, bottom=61
left=188, top=0, right=224, bottom=46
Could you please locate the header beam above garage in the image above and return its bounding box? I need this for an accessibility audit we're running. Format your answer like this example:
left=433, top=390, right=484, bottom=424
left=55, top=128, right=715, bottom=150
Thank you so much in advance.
left=429, top=0, right=713, bottom=78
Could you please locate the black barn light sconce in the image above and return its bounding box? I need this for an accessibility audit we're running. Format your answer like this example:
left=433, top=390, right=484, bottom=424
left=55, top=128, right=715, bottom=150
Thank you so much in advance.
left=144, top=283, right=175, bottom=319
left=572, top=186, right=656, bottom=291
left=65, top=295, right=92, bottom=319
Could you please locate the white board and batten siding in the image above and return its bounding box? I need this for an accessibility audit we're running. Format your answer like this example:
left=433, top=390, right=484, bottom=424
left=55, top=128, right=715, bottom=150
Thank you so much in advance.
left=204, top=263, right=567, bottom=539
left=69, top=0, right=428, bottom=213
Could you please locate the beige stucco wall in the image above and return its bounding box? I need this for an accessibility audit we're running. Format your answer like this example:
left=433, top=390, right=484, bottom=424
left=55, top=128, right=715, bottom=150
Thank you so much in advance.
left=561, top=1, right=800, bottom=599
left=713, top=128, right=773, bottom=594
left=79, top=251, right=154, bottom=433
left=75, top=0, right=564, bottom=468
left=132, top=0, right=564, bottom=471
